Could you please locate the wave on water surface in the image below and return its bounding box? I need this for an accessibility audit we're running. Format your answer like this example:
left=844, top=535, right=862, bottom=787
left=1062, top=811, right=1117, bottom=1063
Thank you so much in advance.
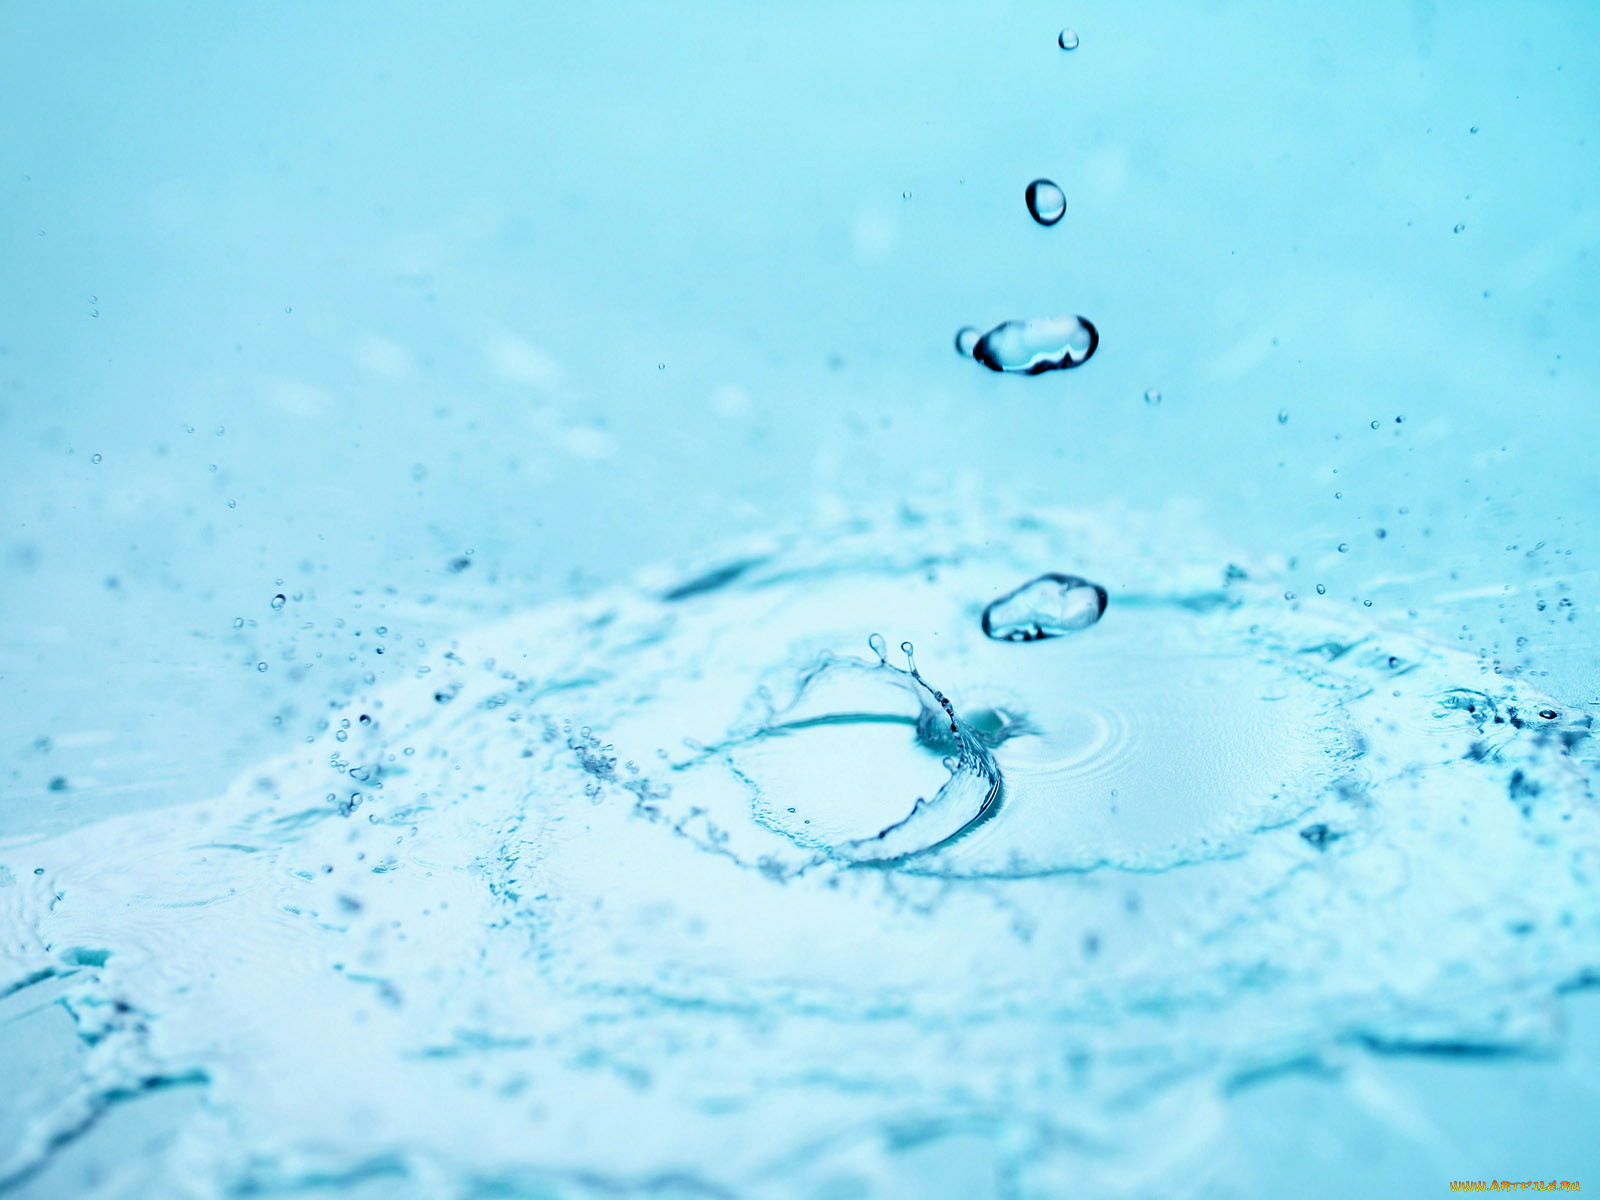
left=1, top=506, right=1596, bottom=1197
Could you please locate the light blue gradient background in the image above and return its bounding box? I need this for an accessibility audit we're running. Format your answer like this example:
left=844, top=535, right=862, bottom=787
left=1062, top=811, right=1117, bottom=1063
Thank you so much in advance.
left=2, top=3, right=1598, bottom=1194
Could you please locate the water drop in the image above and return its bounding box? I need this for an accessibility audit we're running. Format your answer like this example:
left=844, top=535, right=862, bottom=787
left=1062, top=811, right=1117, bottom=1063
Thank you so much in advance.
left=1144, top=388, right=1161, bottom=405
left=256, top=662, right=269, bottom=672
left=1058, top=28, right=1079, bottom=50
left=1316, top=584, right=1326, bottom=595
left=90, top=453, right=101, bottom=464
left=1338, top=543, right=1349, bottom=553
left=867, top=632, right=888, bottom=663
left=981, top=573, right=1108, bottom=642
left=1024, top=179, right=1066, bottom=226
left=1277, top=408, right=1289, bottom=424
left=1453, top=223, right=1465, bottom=234
left=972, top=316, right=1098, bottom=375
left=953, top=326, right=981, bottom=357
left=271, top=593, right=286, bottom=609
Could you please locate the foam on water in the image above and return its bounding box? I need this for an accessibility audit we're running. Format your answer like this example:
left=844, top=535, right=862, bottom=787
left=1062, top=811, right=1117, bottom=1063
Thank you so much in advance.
left=1, top=506, right=1596, bottom=1197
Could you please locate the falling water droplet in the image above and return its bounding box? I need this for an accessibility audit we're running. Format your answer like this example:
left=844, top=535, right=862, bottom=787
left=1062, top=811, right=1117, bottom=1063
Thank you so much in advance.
left=981, top=573, right=1108, bottom=642
left=972, top=316, right=1098, bottom=375
left=1058, top=28, right=1080, bottom=50
left=1277, top=408, right=1290, bottom=424
left=1453, top=223, right=1466, bottom=234
left=271, top=593, right=287, bottom=609
left=1144, top=388, right=1162, bottom=405
left=954, top=326, right=981, bottom=357
left=1025, top=179, right=1066, bottom=226
left=90, top=453, right=102, bottom=464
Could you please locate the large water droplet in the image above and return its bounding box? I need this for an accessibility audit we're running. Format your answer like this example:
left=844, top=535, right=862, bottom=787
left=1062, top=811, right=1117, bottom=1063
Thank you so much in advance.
left=972, top=316, right=1098, bottom=375
left=953, top=326, right=981, bottom=357
left=981, top=573, right=1108, bottom=642
left=1025, top=179, right=1066, bottom=226
left=1058, top=28, right=1080, bottom=50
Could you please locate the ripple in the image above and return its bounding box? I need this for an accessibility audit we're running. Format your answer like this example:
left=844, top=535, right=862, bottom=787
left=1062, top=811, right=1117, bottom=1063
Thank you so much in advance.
left=0, top=506, right=1593, bottom=1198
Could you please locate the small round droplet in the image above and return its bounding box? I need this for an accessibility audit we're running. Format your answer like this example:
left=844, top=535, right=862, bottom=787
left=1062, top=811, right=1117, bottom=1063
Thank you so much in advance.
left=1453, top=223, right=1465, bottom=234
left=1144, top=388, right=1162, bottom=405
left=1058, top=28, right=1079, bottom=50
left=1316, top=584, right=1326, bottom=595
left=982, top=573, right=1107, bottom=642
left=954, top=326, right=981, bottom=357
left=1338, top=543, right=1349, bottom=553
left=972, top=316, right=1098, bottom=374
left=1277, top=408, right=1289, bottom=424
left=1025, top=179, right=1066, bottom=226
left=271, top=593, right=286, bottom=610
left=90, top=453, right=102, bottom=464
left=256, top=661, right=269, bottom=672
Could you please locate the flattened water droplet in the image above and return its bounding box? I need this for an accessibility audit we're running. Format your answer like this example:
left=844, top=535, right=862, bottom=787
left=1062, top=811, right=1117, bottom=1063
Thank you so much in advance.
left=1025, top=179, right=1066, bottom=226
left=953, top=326, right=981, bottom=357
left=1058, top=28, right=1080, bottom=50
left=972, top=316, right=1098, bottom=375
left=1144, top=388, right=1162, bottom=405
left=981, top=573, right=1108, bottom=642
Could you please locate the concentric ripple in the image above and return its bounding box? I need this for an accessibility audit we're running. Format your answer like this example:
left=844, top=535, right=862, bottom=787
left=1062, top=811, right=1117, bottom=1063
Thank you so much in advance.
left=0, top=506, right=1594, bottom=1199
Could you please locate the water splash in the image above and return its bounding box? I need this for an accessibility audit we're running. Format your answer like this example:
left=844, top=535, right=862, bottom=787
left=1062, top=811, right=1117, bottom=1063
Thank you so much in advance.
left=0, top=508, right=1594, bottom=1198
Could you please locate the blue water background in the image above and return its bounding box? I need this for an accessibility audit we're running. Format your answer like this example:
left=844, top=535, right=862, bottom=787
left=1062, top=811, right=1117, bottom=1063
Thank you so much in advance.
left=2, top=2, right=1599, bottom=1194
